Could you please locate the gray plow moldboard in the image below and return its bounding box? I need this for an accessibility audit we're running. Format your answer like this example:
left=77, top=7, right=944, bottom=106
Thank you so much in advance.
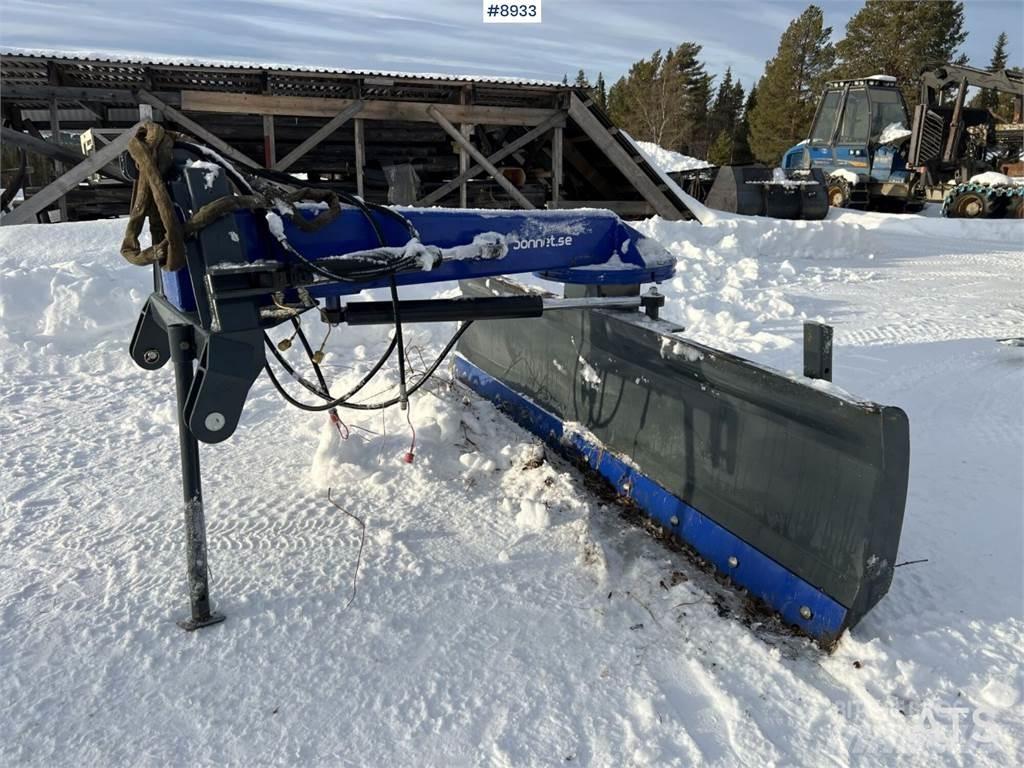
left=455, top=277, right=909, bottom=644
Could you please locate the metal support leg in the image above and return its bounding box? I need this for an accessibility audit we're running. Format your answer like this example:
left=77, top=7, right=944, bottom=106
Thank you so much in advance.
left=169, top=324, right=225, bottom=631
left=803, top=322, right=834, bottom=381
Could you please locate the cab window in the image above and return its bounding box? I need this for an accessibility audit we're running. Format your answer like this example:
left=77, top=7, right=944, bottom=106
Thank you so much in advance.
left=838, top=90, right=870, bottom=144
left=869, top=88, right=908, bottom=138
left=810, top=91, right=841, bottom=143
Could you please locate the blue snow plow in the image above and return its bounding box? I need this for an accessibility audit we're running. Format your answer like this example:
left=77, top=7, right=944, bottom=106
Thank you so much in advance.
left=122, top=123, right=909, bottom=647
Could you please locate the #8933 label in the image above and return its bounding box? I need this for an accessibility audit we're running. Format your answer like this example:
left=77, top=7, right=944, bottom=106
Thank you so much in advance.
left=483, top=1, right=542, bottom=23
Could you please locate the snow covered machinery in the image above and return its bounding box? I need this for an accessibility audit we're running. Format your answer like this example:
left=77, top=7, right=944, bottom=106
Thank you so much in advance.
left=123, top=124, right=909, bottom=646
left=782, top=65, right=1024, bottom=218
left=911, top=64, right=1024, bottom=218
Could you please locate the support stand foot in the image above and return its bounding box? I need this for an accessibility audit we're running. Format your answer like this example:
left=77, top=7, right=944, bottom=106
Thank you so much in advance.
left=176, top=612, right=226, bottom=632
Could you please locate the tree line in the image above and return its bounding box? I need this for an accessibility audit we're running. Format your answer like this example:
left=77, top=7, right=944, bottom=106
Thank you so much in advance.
left=568, top=0, right=1014, bottom=167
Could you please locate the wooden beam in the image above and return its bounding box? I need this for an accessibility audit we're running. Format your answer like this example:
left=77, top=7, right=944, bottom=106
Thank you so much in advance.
left=3, top=122, right=144, bottom=226
left=353, top=117, right=365, bottom=198
left=137, top=89, right=260, bottom=170
left=414, top=111, right=563, bottom=207
left=425, top=106, right=535, bottom=209
left=567, top=94, right=681, bottom=219
left=551, top=126, right=563, bottom=206
left=0, top=127, right=126, bottom=182
left=49, top=99, right=68, bottom=222
left=181, top=90, right=563, bottom=127
left=459, top=124, right=471, bottom=208
left=2, top=84, right=182, bottom=105
left=272, top=100, right=364, bottom=172
left=263, top=114, right=276, bottom=167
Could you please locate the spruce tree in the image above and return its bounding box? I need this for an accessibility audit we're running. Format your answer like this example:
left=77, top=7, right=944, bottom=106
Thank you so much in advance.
left=708, top=130, right=734, bottom=166
left=835, top=0, right=968, bottom=107
left=976, top=33, right=1014, bottom=118
left=732, top=85, right=758, bottom=165
left=594, top=72, right=608, bottom=111
left=574, top=69, right=591, bottom=90
left=748, top=5, right=836, bottom=165
left=675, top=42, right=713, bottom=157
left=707, top=69, right=746, bottom=163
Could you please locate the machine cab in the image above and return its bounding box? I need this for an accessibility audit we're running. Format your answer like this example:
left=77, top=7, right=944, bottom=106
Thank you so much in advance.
left=783, top=77, right=911, bottom=182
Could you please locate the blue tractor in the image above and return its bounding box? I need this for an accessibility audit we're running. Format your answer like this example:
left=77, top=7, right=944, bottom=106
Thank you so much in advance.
left=781, top=75, right=925, bottom=212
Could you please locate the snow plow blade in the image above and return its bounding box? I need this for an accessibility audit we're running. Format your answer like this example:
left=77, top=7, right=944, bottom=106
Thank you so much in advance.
left=455, top=278, right=909, bottom=646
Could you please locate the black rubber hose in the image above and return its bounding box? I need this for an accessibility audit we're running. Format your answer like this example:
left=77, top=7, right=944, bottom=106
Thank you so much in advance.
left=264, top=322, right=471, bottom=412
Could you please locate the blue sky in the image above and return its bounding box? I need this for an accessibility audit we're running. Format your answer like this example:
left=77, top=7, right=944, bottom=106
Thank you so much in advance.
left=0, top=0, right=1020, bottom=90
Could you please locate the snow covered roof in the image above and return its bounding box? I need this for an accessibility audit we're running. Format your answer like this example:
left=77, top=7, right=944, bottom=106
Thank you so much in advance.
left=0, top=47, right=567, bottom=88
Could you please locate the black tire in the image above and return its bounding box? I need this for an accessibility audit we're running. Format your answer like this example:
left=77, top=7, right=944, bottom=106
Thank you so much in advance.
left=826, top=178, right=851, bottom=208
left=1007, top=195, right=1024, bottom=219
left=946, top=189, right=1001, bottom=218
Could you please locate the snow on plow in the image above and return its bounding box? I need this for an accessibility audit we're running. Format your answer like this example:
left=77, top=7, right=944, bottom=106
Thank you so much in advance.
left=456, top=277, right=909, bottom=646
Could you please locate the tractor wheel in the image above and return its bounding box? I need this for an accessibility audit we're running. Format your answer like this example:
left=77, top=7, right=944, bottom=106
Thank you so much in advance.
left=1007, top=195, right=1024, bottom=219
left=826, top=178, right=851, bottom=208
left=946, top=189, right=999, bottom=218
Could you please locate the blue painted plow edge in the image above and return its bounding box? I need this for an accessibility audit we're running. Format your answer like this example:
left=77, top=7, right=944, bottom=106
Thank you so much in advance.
left=454, top=355, right=849, bottom=644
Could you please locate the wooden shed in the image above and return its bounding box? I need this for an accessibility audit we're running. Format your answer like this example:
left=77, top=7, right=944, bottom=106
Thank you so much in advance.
left=0, top=51, right=693, bottom=225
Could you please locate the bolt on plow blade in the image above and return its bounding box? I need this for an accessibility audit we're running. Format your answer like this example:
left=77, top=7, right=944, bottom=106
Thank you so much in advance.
left=455, top=278, right=909, bottom=647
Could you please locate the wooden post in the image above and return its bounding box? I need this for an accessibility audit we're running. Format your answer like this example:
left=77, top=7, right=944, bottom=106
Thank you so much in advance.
left=459, top=124, right=471, bottom=208
left=272, top=100, right=364, bottom=172
left=49, top=99, right=68, bottom=222
left=425, top=105, right=536, bottom=210
left=262, top=114, right=276, bottom=168
left=551, top=126, right=563, bottom=207
left=354, top=117, right=365, bottom=198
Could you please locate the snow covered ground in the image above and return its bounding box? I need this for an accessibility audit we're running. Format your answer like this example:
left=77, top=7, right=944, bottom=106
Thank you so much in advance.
left=1, top=208, right=1022, bottom=766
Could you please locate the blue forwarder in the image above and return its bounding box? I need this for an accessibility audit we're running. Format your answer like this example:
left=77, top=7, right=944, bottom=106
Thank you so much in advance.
left=781, top=75, right=924, bottom=212
left=782, top=64, right=1024, bottom=218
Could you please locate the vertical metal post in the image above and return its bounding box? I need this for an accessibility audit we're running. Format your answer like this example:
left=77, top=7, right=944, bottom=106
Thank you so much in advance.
left=169, top=324, right=225, bottom=631
left=803, top=322, right=834, bottom=382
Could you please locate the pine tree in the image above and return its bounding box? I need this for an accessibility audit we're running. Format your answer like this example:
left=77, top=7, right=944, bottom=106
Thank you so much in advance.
left=749, top=5, right=836, bottom=165
left=594, top=72, right=608, bottom=111
left=561, top=74, right=569, bottom=86
left=835, top=0, right=968, bottom=107
left=574, top=69, right=591, bottom=90
left=607, top=48, right=688, bottom=148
